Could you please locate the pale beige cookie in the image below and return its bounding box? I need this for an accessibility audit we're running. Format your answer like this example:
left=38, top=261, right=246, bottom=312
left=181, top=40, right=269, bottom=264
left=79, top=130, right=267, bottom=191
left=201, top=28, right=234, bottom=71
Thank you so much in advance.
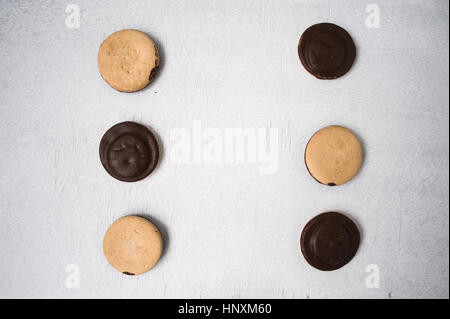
left=103, top=216, right=163, bottom=275
left=305, top=126, right=362, bottom=186
left=98, top=29, right=160, bottom=92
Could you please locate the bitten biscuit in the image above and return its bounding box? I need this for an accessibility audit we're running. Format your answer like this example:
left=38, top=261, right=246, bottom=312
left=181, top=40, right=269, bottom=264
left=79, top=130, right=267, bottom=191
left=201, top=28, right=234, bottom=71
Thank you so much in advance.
left=98, top=29, right=160, bottom=92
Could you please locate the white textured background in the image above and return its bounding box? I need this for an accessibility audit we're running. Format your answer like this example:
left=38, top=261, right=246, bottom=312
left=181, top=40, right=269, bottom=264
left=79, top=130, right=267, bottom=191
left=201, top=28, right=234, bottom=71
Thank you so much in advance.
left=0, top=0, right=448, bottom=299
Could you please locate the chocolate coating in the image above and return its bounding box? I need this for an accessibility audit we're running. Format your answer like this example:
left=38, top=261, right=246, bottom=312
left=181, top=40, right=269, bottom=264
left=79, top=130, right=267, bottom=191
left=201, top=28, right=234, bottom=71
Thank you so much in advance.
left=298, top=23, right=356, bottom=79
left=301, top=212, right=360, bottom=271
left=99, top=122, right=159, bottom=182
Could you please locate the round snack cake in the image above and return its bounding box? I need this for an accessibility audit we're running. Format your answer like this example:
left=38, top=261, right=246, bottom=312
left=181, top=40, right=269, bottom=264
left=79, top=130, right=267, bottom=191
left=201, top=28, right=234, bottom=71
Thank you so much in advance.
left=98, top=29, right=160, bottom=92
left=305, top=125, right=362, bottom=186
left=99, top=121, right=159, bottom=182
left=301, top=212, right=360, bottom=271
left=103, top=215, right=163, bottom=275
left=298, top=23, right=356, bottom=79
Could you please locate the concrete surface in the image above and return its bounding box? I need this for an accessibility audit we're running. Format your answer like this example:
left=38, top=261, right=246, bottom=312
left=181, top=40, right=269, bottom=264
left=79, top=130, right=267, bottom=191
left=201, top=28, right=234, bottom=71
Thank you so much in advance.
left=0, top=0, right=448, bottom=298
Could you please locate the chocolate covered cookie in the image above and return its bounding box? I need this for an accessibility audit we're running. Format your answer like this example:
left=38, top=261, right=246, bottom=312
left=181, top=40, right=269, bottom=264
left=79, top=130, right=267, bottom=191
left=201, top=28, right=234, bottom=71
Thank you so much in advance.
left=298, top=23, right=356, bottom=79
left=301, top=212, right=360, bottom=271
left=99, top=121, right=159, bottom=182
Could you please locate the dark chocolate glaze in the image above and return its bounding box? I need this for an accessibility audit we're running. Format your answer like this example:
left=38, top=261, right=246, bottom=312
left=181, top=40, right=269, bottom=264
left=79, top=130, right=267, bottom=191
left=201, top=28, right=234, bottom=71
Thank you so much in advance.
left=99, top=121, right=159, bottom=182
left=122, top=272, right=135, bottom=276
left=298, top=23, right=356, bottom=79
left=300, top=212, right=360, bottom=271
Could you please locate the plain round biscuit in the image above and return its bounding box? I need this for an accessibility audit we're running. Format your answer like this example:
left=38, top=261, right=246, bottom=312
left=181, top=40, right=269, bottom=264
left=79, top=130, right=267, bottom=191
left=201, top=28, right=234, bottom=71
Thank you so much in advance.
left=98, top=29, right=160, bottom=92
left=103, top=216, right=163, bottom=275
left=305, top=125, right=362, bottom=186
